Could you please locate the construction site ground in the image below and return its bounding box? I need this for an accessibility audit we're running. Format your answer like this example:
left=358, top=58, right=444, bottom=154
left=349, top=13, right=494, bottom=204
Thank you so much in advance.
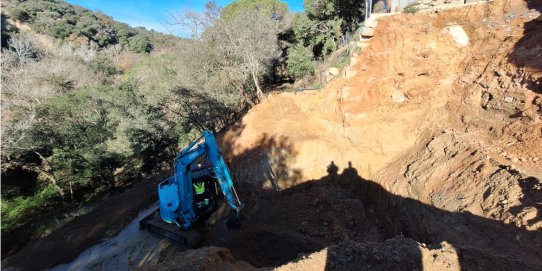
left=2, top=0, right=542, bottom=270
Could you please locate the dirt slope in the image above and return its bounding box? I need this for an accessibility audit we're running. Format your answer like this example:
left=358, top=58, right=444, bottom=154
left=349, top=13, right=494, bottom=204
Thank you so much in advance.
left=220, top=0, right=541, bottom=191
left=141, top=1, right=542, bottom=269
left=212, top=0, right=541, bottom=269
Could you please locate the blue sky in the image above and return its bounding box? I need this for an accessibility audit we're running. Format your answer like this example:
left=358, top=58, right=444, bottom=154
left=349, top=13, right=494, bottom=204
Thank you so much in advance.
left=66, top=0, right=304, bottom=35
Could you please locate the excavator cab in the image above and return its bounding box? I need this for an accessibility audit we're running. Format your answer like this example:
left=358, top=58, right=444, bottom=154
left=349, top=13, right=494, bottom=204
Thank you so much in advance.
left=190, top=164, right=219, bottom=221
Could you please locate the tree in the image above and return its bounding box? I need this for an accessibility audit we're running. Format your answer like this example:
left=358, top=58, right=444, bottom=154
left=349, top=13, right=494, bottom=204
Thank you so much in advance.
left=286, top=44, right=315, bottom=79
left=129, top=33, right=152, bottom=53
left=292, top=12, right=342, bottom=58
left=205, top=9, right=280, bottom=101
left=291, top=0, right=365, bottom=59
left=29, top=88, right=119, bottom=197
left=168, top=1, right=219, bottom=39
left=75, top=41, right=97, bottom=63
left=170, top=3, right=280, bottom=106
left=222, top=0, right=289, bottom=20
left=305, top=0, right=364, bottom=29
left=7, top=35, right=36, bottom=64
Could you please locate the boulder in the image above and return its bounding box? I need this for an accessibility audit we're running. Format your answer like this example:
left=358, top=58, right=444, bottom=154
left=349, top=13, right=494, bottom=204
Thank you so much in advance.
left=328, top=67, right=340, bottom=76
left=361, top=26, right=375, bottom=37
left=364, top=18, right=378, bottom=28
left=392, top=90, right=406, bottom=103
left=445, top=25, right=469, bottom=47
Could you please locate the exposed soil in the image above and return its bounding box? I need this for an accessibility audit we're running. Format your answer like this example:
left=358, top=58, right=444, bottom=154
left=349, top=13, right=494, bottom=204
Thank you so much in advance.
left=3, top=0, right=541, bottom=270
left=214, top=0, right=541, bottom=269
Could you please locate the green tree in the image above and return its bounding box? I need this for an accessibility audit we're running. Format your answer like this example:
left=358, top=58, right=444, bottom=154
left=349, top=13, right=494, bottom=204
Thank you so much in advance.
left=286, top=44, right=315, bottom=79
left=29, top=88, right=118, bottom=196
left=129, top=33, right=152, bottom=53
left=10, top=8, right=30, bottom=22
left=222, top=0, right=289, bottom=19
left=88, top=57, right=119, bottom=76
left=292, top=0, right=365, bottom=59
left=292, top=13, right=342, bottom=58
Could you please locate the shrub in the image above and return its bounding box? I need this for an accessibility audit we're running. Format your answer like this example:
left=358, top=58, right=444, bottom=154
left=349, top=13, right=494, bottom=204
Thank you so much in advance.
left=1, top=185, right=61, bottom=234
left=10, top=8, right=30, bottom=22
left=404, top=5, right=418, bottom=14
left=129, top=33, right=152, bottom=53
left=88, top=57, right=119, bottom=76
left=287, top=44, right=315, bottom=79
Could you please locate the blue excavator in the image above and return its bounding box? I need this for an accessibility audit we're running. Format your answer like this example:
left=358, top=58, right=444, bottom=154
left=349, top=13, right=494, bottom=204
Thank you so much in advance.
left=140, top=130, right=243, bottom=247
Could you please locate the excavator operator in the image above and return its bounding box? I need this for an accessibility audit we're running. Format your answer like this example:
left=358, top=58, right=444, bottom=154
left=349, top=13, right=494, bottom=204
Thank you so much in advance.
left=193, top=180, right=210, bottom=209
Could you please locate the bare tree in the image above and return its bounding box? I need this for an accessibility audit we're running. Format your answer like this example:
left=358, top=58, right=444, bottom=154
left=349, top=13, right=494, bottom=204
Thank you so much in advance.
left=205, top=9, right=280, bottom=101
left=168, top=1, right=220, bottom=38
left=75, top=41, right=98, bottom=63
left=101, top=43, right=123, bottom=62
left=171, top=4, right=280, bottom=104
left=8, top=35, right=35, bottom=64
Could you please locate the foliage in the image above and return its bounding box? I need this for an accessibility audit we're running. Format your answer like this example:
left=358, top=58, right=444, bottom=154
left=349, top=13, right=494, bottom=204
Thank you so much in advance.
left=333, top=53, right=350, bottom=70
left=88, top=57, right=119, bottom=76
left=9, top=7, right=30, bottom=22
left=128, top=33, right=152, bottom=53
left=292, top=0, right=365, bottom=59
left=172, top=5, right=281, bottom=108
left=286, top=44, right=315, bottom=79
left=404, top=5, right=419, bottom=13
left=1, top=185, right=61, bottom=234
left=222, top=0, right=289, bottom=19
left=291, top=12, right=342, bottom=58
left=4, top=0, right=175, bottom=52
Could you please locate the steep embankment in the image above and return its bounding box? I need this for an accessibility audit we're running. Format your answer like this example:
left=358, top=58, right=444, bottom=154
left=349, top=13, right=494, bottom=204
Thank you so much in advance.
left=211, top=0, right=542, bottom=269
left=220, top=0, right=541, bottom=187
left=221, top=0, right=542, bottom=189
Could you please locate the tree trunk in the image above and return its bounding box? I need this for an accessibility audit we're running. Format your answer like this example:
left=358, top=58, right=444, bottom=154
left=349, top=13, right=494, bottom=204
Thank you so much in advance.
left=34, top=151, right=65, bottom=198
left=252, top=71, right=263, bottom=101
left=69, top=181, right=74, bottom=202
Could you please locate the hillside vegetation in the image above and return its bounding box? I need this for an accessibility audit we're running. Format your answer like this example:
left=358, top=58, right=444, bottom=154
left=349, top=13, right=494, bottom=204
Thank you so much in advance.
left=0, top=0, right=367, bottom=256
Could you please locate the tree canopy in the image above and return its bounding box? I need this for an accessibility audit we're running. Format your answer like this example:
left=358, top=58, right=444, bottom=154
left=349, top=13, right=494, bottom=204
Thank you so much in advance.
left=222, top=0, right=289, bottom=19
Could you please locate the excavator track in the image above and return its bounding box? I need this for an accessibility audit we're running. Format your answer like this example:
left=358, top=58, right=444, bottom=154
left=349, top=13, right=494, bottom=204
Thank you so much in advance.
left=140, top=209, right=201, bottom=248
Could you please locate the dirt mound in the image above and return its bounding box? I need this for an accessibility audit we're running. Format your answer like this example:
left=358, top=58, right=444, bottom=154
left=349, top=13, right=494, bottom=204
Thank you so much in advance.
left=220, top=0, right=542, bottom=191
left=200, top=171, right=385, bottom=268
left=276, top=237, right=460, bottom=271
left=136, top=243, right=255, bottom=271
